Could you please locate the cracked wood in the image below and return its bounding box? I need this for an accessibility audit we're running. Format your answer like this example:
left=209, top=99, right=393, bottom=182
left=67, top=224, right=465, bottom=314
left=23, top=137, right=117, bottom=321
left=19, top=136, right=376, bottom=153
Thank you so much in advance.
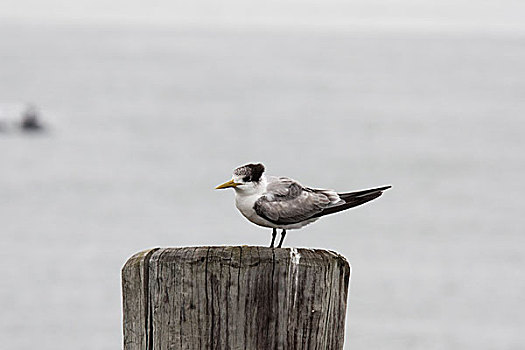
left=122, top=246, right=350, bottom=350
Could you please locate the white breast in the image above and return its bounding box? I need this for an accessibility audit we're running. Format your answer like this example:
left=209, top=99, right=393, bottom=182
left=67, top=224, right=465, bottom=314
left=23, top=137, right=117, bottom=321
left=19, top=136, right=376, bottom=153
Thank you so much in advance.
left=234, top=193, right=275, bottom=228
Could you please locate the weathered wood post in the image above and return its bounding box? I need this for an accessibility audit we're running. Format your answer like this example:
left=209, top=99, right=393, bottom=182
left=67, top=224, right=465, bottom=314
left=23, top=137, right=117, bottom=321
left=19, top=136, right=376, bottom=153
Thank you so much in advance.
left=122, top=246, right=350, bottom=350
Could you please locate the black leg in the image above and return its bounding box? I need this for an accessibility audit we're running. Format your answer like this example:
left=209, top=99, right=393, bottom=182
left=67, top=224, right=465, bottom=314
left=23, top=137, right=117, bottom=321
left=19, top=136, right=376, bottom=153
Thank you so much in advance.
left=277, top=229, right=287, bottom=248
left=269, top=228, right=277, bottom=248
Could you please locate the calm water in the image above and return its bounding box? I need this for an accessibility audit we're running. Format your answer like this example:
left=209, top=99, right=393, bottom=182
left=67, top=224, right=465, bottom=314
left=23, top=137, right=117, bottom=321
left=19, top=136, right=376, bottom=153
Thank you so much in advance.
left=0, top=23, right=524, bottom=349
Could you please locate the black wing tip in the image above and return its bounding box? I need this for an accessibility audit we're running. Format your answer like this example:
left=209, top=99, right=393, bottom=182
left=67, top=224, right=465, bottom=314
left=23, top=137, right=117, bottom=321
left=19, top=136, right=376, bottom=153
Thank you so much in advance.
left=338, top=185, right=392, bottom=198
left=312, top=191, right=383, bottom=218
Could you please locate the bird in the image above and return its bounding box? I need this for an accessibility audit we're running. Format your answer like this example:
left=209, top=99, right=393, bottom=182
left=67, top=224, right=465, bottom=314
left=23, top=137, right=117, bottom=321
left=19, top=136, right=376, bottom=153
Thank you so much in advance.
left=215, top=163, right=391, bottom=248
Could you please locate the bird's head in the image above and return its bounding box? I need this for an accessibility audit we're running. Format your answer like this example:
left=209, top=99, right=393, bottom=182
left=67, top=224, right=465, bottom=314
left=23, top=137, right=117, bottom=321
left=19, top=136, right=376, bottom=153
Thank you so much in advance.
left=215, top=163, right=266, bottom=194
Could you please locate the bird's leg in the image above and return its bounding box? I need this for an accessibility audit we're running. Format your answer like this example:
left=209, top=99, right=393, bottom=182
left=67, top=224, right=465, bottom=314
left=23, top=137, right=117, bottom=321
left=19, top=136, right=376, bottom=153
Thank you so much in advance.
left=269, top=228, right=277, bottom=248
left=277, top=229, right=287, bottom=248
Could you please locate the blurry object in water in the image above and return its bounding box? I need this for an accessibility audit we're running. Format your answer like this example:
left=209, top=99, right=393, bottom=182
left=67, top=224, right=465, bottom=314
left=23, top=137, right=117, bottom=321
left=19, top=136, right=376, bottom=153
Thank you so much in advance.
left=20, top=104, right=44, bottom=132
left=0, top=112, right=5, bottom=133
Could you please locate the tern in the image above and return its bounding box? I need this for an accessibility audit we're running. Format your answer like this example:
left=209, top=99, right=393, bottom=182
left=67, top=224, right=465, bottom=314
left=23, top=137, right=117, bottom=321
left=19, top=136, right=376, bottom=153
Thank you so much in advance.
left=216, top=163, right=391, bottom=248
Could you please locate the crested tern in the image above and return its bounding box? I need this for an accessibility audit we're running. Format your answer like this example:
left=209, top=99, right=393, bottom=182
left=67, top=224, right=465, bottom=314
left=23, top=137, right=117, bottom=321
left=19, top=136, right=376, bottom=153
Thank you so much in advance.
left=216, top=163, right=391, bottom=248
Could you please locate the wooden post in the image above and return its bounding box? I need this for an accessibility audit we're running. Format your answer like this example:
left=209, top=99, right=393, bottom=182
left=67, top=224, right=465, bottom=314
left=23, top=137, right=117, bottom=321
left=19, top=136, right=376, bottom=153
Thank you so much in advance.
left=122, top=246, right=350, bottom=350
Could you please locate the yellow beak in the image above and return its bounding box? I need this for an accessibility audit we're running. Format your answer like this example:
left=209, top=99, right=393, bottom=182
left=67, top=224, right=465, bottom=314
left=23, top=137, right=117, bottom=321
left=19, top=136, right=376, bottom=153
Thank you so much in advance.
left=215, top=179, right=240, bottom=189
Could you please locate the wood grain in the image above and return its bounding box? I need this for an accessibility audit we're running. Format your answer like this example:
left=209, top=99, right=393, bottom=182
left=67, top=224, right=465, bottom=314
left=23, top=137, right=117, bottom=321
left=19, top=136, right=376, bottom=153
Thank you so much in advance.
left=122, top=246, right=350, bottom=350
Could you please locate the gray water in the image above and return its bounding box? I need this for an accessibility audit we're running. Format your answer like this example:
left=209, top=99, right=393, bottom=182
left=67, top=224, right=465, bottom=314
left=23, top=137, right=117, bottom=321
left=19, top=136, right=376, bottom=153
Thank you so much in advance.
left=1, top=23, right=524, bottom=349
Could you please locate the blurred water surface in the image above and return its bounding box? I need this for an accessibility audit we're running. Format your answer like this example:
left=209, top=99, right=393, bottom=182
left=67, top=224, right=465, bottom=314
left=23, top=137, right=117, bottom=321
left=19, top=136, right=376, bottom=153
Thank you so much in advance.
left=0, top=23, right=524, bottom=349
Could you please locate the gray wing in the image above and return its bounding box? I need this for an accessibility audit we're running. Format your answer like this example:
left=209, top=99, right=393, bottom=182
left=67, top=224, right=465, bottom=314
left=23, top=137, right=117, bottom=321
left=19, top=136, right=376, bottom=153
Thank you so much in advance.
left=253, top=177, right=340, bottom=225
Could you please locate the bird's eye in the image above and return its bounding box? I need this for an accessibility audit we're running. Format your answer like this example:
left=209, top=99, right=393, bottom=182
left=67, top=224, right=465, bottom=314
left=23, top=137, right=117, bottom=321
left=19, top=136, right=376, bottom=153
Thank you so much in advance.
left=243, top=176, right=251, bottom=182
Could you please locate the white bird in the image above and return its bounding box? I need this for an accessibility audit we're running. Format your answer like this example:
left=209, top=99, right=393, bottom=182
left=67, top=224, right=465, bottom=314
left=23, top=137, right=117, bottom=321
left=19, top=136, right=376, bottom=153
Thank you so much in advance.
left=216, top=163, right=391, bottom=248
